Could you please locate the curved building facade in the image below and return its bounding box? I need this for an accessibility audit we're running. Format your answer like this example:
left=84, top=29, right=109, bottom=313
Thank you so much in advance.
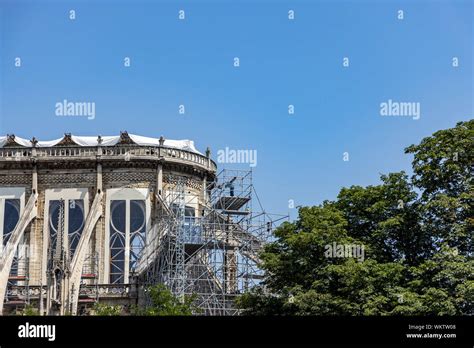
left=0, top=132, right=267, bottom=315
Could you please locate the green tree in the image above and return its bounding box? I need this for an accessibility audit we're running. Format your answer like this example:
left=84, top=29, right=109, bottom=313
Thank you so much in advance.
left=405, top=120, right=473, bottom=254
left=93, top=303, right=123, bottom=316
left=133, top=284, right=197, bottom=316
left=336, top=172, right=429, bottom=265
left=237, top=120, right=473, bottom=316
left=22, top=304, right=40, bottom=316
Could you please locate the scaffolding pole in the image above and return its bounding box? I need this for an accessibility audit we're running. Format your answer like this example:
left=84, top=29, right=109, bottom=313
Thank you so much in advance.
left=138, top=169, right=279, bottom=315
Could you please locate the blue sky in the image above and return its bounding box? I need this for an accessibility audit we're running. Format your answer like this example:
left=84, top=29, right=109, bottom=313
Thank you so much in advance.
left=0, top=0, right=472, bottom=219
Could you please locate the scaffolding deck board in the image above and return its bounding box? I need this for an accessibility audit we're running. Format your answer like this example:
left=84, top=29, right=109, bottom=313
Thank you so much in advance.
left=4, top=300, right=26, bottom=305
left=78, top=298, right=96, bottom=303
left=8, top=275, right=27, bottom=281
left=213, top=196, right=250, bottom=211
left=220, top=209, right=250, bottom=215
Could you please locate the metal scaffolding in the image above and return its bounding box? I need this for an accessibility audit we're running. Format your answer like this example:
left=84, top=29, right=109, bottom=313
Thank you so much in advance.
left=4, top=241, right=30, bottom=309
left=76, top=252, right=99, bottom=312
left=137, top=169, right=284, bottom=315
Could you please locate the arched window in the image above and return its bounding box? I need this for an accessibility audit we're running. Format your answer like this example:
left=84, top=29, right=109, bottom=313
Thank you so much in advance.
left=48, top=199, right=85, bottom=258
left=68, top=200, right=85, bottom=255
left=109, top=200, right=126, bottom=284
left=3, top=199, right=21, bottom=245
left=106, top=189, right=149, bottom=284
left=42, top=188, right=89, bottom=285
left=129, top=200, right=146, bottom=274
left=0, top=188, right=26, bottom=284
left=3, top=199, right=21, bottom=281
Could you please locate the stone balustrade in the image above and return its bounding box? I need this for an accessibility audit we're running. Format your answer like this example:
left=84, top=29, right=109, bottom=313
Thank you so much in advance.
left=6, top=284, right=133, bottom=300
left=0, top=145, right=217, bottom=172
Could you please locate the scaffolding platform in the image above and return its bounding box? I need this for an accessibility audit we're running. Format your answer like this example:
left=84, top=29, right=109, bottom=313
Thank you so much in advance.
left=4, top=300, right=26, bottom=306
left=213, top=196, right=250, bottom=212
left=8, top=275, right=27, bottom=281
left=4, top=243, right=30, bottom=312
left=78, top=298, right=96, bottom=303
left=219, top=209, right=250, bottom=216
left=136, top=169, right=288, bottom=315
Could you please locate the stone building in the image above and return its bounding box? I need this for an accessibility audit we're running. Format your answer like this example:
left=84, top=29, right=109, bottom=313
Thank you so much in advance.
left=0, top=132, right=271, bottom=315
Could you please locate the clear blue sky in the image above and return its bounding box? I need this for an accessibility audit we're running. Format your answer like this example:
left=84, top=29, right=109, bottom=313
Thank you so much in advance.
left=0, top=0, right=472, bottom=219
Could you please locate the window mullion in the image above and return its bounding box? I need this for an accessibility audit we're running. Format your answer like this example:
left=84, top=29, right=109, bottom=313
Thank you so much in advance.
left=124, top=200, right=131, bottom=284
left=0, top=199, right=5, bottom=244
left=64, top=200, right=70, bottom=259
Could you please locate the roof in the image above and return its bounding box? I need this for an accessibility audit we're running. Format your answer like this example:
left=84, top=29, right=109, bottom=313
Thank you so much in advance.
left=0, top=132, right=203, bottom=155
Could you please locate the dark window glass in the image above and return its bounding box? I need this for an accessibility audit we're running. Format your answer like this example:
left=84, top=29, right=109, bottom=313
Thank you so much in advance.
left=3, top=199, right=21, bottom=282
left=185, top=206, right=195, bottom=217
left=110, top=200, right=126, bottom=284
left=68, top=199, right=84, bottom=257
left=170, top=204, right=195, bottom=217
left=49, top=200, right=62, bottom=252
left=3, top=199, right=20, bottom=245
left=129, top=200, right=146, bottom=272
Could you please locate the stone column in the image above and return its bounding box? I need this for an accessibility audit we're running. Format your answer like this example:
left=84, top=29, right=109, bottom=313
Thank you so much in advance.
left=157, top=164, right=163, bottom=196
left=32, top=164, right=38, bottom=194
left=97, top=163, right=103, bottom=193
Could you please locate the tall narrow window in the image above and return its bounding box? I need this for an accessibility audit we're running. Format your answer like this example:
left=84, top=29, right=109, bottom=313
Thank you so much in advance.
left=3, top=199, right=21, bottom=245
left=109, top=200, right=126, bottom=284
left=48, top=200, right=61, bottom=253
left=129, top=200, right=146, bottom=273
left=48, top=199, right=85, bottom=259
left=108, top=199, right=147, bottom=284
left=170, top=204, right=198, bottom=243
left=68, top=200, right=85, bottom=256
left=3, top=199, right=21, bottom=281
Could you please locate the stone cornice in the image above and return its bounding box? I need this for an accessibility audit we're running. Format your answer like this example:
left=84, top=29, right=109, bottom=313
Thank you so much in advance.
left=0, top=145, right=217, bottom=176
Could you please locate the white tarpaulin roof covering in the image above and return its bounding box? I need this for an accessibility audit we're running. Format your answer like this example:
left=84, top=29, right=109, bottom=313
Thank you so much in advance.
left=0, top=134, right=202, bottom=154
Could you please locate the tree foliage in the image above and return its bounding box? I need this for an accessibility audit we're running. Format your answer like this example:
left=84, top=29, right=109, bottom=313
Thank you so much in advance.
left=237, top=120, right=474, bottom=315
left=22, top=304, right=40, bottom=316
left=93, top=302, right=124, bottom=316
left=133, top=284, right=197, bottom=316
left=92, top=285, right=197, bottom=316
